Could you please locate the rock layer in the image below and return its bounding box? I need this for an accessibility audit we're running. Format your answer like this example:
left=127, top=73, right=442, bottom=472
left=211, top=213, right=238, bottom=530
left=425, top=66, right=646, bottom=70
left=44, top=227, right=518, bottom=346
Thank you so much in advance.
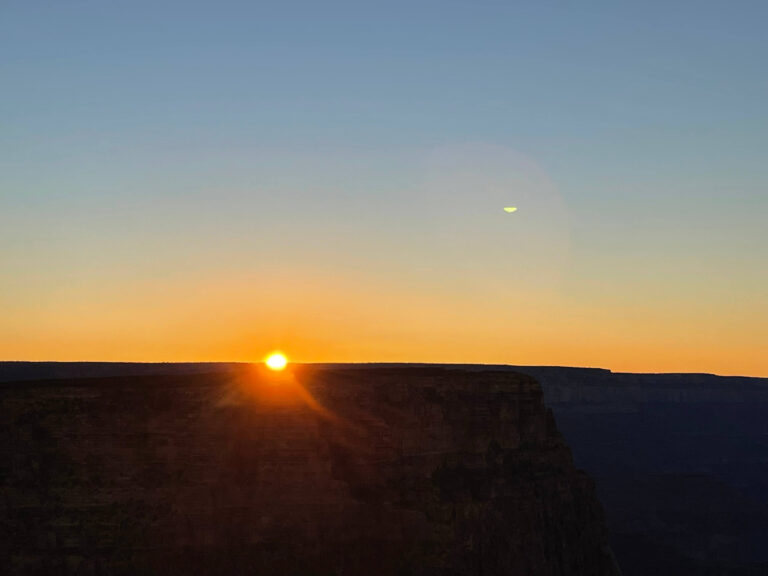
left=1, top=366, right=619, bottom=575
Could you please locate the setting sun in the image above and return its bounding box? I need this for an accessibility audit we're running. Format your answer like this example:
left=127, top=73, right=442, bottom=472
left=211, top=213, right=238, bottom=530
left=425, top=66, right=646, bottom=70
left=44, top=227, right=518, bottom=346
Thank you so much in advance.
left=265, top=352, right=288, bottom=371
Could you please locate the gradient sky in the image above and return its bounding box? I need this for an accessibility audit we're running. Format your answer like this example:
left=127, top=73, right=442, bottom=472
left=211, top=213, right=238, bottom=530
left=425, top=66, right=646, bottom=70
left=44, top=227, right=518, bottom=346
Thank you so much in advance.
left=2, top=1, right=767, bottom=375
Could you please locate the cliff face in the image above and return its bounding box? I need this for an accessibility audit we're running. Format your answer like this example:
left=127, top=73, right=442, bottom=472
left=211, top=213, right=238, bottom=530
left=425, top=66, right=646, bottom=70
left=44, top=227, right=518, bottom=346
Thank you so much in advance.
left=517, top=367, right=768, bottom=576
left=1, top=367, right=619, bottom=575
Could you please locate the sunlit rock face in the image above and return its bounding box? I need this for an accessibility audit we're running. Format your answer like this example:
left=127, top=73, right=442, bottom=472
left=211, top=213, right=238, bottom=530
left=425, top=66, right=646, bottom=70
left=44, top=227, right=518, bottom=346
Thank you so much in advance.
left=1, top=367, right=620, bottom=575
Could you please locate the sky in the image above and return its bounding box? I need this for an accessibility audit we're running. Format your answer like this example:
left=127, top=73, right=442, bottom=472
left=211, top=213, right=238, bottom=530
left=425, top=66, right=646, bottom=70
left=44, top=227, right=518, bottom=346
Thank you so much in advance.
left=1, top=1, right=767, bottom=375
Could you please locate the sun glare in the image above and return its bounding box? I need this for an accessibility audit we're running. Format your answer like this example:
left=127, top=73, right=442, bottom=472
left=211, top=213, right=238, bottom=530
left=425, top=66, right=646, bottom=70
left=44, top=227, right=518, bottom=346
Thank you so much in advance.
left=265, top=352, right=288, bottom=371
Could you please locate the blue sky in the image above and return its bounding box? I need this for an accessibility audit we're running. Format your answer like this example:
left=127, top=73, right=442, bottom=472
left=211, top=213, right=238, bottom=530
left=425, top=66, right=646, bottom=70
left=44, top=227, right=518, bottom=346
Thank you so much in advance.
left=1, top=1, right=767, bottom=373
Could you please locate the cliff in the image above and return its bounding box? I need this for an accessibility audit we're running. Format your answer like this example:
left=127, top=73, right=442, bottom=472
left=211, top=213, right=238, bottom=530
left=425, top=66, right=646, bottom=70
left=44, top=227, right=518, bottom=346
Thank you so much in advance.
left=516, top=367, right=768, bottom=576
left=1, top=366, right=619, bottom=575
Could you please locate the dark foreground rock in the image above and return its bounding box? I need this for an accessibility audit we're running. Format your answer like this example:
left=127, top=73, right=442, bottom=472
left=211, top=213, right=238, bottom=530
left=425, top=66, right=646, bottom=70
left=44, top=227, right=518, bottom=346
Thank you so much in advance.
left=1, top=366, right=619, bottom=575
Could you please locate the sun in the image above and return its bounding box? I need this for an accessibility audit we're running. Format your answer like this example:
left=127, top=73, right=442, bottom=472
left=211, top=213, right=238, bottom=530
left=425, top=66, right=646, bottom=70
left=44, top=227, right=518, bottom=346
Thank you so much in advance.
left=265, top=352, right=288, bottom=371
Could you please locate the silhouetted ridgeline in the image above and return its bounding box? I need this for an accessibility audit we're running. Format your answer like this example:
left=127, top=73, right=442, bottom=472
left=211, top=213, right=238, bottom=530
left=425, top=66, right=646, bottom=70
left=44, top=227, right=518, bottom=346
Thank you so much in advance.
left=0, top=366, right=619, bottom=575
left=0, top=362, right=239, bottom=382
left=7, top=361, right=766, bottom=574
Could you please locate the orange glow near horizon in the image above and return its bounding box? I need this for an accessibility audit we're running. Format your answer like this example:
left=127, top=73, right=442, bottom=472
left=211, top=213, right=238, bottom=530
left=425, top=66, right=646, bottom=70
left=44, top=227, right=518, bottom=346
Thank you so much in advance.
left=2, top=141, right=766, bottom=378
left=0, top=264, right=766, bottom=377
left=265, top=352, right=288, bottom=371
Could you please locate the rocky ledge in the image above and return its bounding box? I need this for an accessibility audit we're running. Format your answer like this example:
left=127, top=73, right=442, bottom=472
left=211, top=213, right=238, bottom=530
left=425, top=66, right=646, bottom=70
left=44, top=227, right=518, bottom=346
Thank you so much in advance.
left=1, top=366, right=619, bottom=575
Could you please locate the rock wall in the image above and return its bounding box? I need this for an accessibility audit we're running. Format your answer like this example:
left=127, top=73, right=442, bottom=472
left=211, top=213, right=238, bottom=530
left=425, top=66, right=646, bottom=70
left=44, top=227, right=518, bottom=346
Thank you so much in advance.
left=1, top=367, right=619, bottom=575
left=519, top=368, right=768, bottom=576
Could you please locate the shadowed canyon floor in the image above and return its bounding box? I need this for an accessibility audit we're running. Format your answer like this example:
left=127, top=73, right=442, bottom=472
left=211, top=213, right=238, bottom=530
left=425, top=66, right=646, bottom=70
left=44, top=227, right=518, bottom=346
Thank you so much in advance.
left=0, top=366, right=619, bottom=575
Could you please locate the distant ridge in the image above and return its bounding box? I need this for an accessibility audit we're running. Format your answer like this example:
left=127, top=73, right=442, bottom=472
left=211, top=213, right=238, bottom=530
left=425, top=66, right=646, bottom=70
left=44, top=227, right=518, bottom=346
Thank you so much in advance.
left=0, top=361, right=239, bottom=383
left=1, top=361, right=765, bottom=385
